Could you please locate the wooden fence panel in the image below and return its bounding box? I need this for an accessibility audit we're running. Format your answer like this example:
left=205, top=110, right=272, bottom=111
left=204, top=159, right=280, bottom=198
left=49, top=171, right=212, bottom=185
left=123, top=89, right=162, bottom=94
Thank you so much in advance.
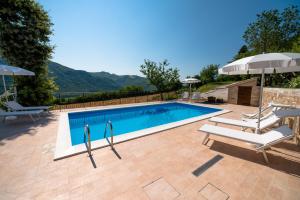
left=52, top=92, right=178, bottom=111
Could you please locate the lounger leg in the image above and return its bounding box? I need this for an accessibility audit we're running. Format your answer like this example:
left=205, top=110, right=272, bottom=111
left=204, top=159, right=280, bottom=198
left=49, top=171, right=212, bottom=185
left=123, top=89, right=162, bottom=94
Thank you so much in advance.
left=262, top=150, right=269, bottom=164
left=202, top=134, right=210, bottom=145
left=214, top=122, right=218, bottom=126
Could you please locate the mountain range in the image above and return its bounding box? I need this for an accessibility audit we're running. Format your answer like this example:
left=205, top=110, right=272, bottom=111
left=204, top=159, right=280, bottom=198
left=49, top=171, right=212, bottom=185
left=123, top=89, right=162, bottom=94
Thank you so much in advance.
left=0, top=58, right=154, bottom=92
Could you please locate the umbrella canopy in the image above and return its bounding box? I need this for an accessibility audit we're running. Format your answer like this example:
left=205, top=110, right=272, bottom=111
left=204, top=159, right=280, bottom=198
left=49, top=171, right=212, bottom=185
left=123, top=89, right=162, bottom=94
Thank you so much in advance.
left=219, top=52, right=300, bottom=133
left=0, top=64, right=35, bottom=76
left=219, top=53, right=300, bottom=75
left=0, top=64, right=35, bottom=102
left=182, top=78, right=201, bottom=84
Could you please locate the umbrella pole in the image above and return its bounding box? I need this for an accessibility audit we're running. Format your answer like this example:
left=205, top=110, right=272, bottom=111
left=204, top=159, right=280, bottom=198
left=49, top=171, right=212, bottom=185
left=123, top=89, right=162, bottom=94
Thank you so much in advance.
left=13, top=74, right=17, bottom=101
left=256, top=68, right=265, bottom=134
left=2, top=75, right=8, bottom=102
left=189, top=83, right=192, bottom=101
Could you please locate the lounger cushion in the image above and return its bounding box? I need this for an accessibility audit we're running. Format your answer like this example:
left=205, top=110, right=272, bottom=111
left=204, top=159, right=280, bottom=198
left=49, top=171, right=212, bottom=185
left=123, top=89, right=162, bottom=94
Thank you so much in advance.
left=199, top=124, right=292, bottom=146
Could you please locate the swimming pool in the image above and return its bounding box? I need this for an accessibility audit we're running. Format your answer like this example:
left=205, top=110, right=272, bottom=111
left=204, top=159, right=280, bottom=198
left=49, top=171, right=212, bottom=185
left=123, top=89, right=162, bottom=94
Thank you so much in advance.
left=68, top=102, right=221, bottom=145
left=55, top=102, right=229, bottom=159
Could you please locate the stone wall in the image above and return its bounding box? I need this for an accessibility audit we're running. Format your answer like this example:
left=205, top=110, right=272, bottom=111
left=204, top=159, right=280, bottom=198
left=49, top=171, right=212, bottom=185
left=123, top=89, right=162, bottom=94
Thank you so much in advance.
left=263, top=88, right=300, bottom=142
left=263, top=88, right=300, bottom=107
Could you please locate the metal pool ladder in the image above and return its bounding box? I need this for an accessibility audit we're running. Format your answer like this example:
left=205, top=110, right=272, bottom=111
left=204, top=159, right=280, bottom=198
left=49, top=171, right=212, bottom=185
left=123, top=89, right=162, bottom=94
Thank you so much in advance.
left=84, top=124, right=92, bottom=156
left=104, top=120, right=114, bottom=149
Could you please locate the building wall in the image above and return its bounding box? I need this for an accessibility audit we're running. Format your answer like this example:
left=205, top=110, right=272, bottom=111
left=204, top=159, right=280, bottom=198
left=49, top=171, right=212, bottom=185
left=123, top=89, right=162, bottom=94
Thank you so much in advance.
left=227, top=79, right=260, bottom=106
left=227, top=87, right=238, bottom=104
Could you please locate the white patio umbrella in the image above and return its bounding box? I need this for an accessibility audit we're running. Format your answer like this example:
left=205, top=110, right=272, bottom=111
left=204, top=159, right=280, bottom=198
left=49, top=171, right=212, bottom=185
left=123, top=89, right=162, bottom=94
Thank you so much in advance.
left=219, top=52, right=300, bottom=133
left=182, top=78, right=200, bottom=98
left=0, top=64, right=35, bottom=101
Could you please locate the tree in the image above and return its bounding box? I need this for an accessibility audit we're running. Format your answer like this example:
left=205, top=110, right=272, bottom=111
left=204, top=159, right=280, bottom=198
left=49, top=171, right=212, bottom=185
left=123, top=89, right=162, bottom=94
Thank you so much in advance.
left=243, top=6, right=300, bottom=53
left=233, top=45, right=254, bottom=61
left=119, top=85, right=144, bottom=94
left=140, top=59, right=180, bottom=99
left=291, top=35, right=300, bottom=53
left=229, top=6, right=300, bottom=88
left=0, top=0, right=57, bottom=105
left=281, top=6, right=300, bottom=50
left=199, top=64, right=218, bottom=84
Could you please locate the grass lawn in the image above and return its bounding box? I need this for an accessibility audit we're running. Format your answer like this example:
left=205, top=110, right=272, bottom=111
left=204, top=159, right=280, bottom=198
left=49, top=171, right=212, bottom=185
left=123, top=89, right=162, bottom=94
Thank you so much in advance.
left=198, top=81, right=235, bottom=93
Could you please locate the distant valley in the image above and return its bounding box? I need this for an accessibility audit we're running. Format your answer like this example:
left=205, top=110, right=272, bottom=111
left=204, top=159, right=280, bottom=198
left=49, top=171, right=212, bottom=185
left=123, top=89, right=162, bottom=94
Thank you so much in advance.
left=0, top=58, right=154, bottom=92
left=48, top=61, right=154, bottom=92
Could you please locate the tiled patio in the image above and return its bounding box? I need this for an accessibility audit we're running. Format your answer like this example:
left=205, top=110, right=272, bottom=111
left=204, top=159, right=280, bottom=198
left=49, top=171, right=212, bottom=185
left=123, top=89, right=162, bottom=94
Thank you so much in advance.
left=0, top=103, right=300, bottom=200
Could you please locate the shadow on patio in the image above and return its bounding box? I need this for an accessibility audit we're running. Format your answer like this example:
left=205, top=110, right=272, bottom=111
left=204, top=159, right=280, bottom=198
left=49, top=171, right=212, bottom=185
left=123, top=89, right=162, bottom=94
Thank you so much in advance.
left=0, top=112, right=58, bottom=145
left=209, top=140, right=300, bottom=177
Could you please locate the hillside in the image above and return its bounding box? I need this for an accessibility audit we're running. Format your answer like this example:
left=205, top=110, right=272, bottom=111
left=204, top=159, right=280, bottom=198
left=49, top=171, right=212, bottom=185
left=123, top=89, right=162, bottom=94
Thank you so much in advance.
left=0, top=58, right=154, bottom=92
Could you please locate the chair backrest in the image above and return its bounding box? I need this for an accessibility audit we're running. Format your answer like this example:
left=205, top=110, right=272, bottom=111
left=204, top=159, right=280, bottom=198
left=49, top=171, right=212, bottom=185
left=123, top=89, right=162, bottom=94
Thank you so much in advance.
left=260, top=114, right=281, bottom=129
left=182, top=92, right=189, bottom=99
left=273, top=108, right=300, bottom=118
left=259, top=108, right=300, bottom=129
left=5, top=101, right=23, bottom=110
left=191, top=92, right=201, bottom=100
left=260, top=125, right=293, bottom=146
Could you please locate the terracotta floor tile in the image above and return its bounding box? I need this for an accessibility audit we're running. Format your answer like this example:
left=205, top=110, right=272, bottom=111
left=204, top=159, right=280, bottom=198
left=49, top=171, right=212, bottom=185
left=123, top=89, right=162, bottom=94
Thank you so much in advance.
left=199, top=183, right=229, bottom=200
left=0, top=103, right=300, bottom=199
left=143, top=178, right=180, bottom=200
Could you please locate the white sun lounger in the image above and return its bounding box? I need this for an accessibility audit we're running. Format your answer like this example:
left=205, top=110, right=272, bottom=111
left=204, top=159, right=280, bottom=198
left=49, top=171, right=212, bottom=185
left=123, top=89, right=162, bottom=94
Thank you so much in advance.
left=179, top=92, right=189, bottom=100
left=209, top=114, right=281, bottom=131
left=211, top=108, right=300, bottom=132
left=0, top=108, right=43, bottom=122
left=191, top=92, right=201, bottom=100
left=242, top=102, right=295, bottom=119
left=5, top=101, right=50, bottom=112
left=199, top=124, right=294, bottom=163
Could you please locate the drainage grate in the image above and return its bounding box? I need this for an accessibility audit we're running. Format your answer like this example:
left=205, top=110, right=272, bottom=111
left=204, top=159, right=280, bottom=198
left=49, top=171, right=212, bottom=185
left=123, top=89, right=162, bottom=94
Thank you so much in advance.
left=192, top=155, right=223, bottom=177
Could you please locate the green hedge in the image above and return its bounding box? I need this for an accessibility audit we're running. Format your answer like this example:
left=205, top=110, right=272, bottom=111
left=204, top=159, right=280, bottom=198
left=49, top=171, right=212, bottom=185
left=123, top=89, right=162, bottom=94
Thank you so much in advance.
left=53, top=90, right=160, bottom=105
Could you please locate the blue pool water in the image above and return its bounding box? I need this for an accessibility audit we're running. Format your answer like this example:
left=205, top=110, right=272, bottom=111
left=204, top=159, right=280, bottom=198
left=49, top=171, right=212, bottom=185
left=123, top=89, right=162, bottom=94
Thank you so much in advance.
left=68, top=102, right=221, bottom=145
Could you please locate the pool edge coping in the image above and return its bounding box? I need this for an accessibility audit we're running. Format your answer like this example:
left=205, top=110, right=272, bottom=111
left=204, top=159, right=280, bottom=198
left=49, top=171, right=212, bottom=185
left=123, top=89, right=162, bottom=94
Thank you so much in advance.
left=54, top=101, right=231, bottom=160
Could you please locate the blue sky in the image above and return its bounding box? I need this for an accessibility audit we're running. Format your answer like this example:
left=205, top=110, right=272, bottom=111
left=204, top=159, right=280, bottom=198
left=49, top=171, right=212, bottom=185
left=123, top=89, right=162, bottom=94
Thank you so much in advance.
left=38, top=0, right=299, bottom=78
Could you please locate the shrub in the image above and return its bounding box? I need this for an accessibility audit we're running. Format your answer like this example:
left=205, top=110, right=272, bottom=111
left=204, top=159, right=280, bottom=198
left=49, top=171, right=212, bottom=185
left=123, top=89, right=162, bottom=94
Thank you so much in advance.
left=288, top=76, right=300, bottom=88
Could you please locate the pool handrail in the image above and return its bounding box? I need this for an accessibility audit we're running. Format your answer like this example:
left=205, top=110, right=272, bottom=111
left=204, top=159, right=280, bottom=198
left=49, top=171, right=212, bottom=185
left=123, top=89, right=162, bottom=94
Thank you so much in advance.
left=84, top=124, right=92, bottom=156
left=104, top=120, right=114, bottom=148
